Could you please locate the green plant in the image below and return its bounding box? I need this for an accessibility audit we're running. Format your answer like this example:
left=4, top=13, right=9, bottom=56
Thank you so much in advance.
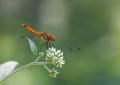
left=0, top=38, right=65, bottom=83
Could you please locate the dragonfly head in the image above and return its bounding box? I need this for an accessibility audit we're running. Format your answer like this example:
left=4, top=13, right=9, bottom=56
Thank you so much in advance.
left=50, top=34, right=56, bottom=41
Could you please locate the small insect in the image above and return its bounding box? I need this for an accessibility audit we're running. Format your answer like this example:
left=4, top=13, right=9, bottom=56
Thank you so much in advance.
left=22, top=24, right=56, bottom=49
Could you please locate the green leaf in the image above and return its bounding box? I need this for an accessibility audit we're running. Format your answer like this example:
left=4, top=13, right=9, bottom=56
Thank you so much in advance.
left=27, top=37, right=38, bottom=58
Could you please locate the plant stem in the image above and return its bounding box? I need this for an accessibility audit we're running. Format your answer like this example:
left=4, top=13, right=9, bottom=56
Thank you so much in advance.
left=0, top=62, right=47, bottom=83
left=43, top=65, right=51, bottom=72
left=34, top=56, right=41, bottom=62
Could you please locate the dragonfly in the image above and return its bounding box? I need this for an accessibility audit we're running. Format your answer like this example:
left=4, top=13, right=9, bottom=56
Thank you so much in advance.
left=22, top=24, right=80, bottom=52
left=22, top=24, right=56, bottom=49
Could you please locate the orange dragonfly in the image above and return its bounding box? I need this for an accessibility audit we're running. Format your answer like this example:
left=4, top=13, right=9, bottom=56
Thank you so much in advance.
left=22, top=24, right=56, bottom=48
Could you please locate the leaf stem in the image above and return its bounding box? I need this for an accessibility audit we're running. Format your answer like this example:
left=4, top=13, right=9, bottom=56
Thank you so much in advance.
left=0, top=62, right=47, bottom=83
left=43, top=65, right=51, bottom=72
left=34, top=56, right=41, bottom=62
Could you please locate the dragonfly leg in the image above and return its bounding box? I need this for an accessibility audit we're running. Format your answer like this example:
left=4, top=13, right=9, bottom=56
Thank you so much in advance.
left=44, top=42, right=49, bottom=49
left=48, top=42, right=53, bottom=48
left=51, top=42, right=55, bottom=47
left=46, top=42, right=51, bottom=48
left=44, top=42, right=54, bottom=49
left=48, top=42, right=52, bottom=48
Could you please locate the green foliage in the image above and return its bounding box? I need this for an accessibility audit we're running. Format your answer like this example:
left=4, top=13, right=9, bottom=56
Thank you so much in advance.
left=27, top=37, right=38, bottom=58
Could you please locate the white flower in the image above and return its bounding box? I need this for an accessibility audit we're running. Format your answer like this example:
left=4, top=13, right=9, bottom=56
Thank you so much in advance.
left=46, top=47, right=65, bottom=67
left=0, top=61, right=18, bottom=81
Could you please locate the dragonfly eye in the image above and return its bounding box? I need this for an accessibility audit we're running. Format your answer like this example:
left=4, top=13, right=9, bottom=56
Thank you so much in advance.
left=50, top=35, right=56, bottom=41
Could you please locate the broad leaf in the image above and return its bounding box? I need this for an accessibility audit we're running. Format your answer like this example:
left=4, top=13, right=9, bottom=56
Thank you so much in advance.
left=27, top=37, right=38, bottom=57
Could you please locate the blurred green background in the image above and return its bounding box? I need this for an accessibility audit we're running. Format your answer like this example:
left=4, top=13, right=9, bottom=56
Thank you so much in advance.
left=1, top=0, right=120, bottom=85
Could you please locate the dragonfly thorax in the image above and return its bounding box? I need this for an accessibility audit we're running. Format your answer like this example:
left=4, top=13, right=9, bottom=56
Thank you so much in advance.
left=39, top=32, right=56, bottom=42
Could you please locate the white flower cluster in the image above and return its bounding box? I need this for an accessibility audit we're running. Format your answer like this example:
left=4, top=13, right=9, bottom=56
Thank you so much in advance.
left=46, top=47, right=65, bottom=67
left=49, top=69, right=59, bottom=78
